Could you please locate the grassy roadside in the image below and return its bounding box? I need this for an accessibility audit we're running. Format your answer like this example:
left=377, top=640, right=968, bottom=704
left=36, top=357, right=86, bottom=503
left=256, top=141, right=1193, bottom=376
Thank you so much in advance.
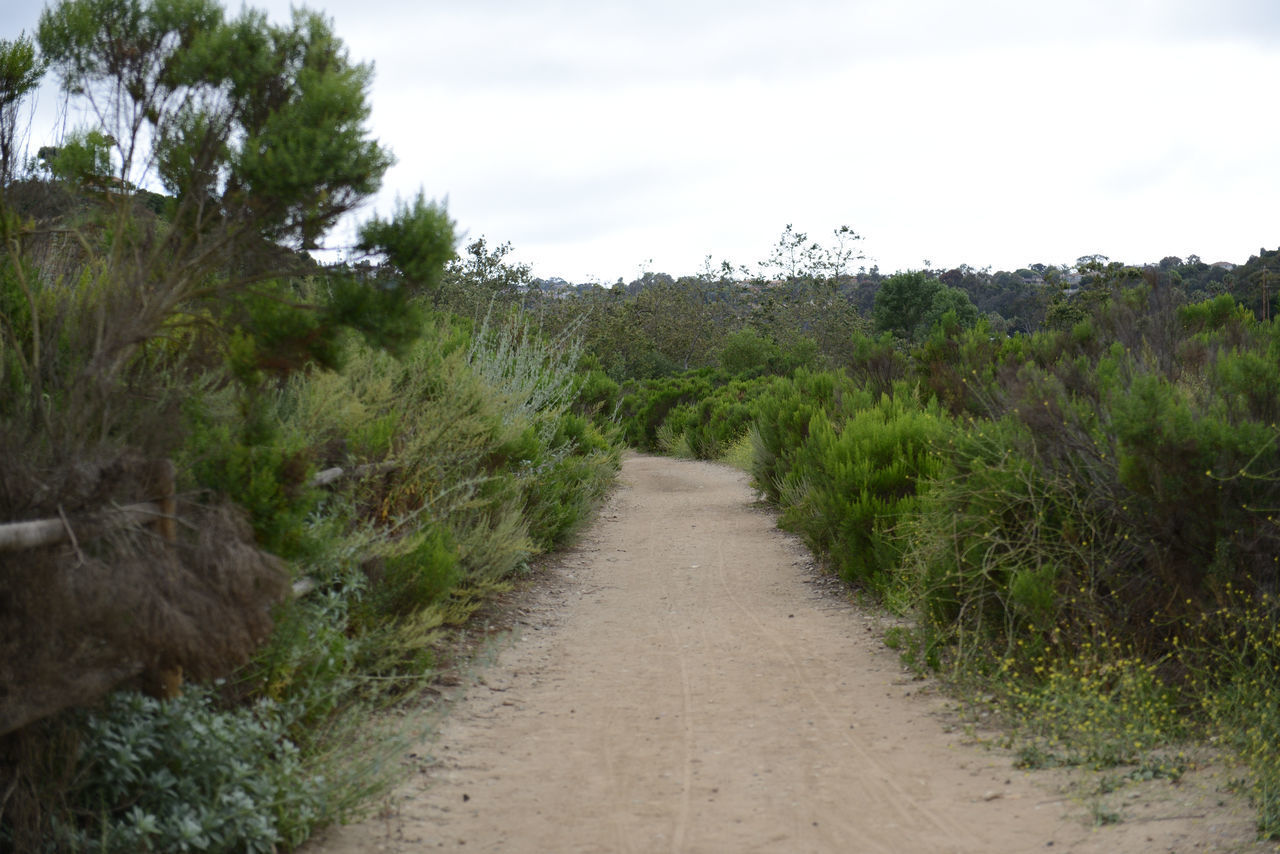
left=1, top=306, right=621, bottom=852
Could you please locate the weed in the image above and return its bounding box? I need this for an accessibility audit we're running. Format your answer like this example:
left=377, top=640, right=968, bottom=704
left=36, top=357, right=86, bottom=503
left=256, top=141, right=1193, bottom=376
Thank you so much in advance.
left=1090, top=800, right=1123, bottom=827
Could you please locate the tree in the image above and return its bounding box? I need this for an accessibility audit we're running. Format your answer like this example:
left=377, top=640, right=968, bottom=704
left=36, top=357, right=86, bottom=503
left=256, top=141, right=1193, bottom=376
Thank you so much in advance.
left=0, top=32, right=45, bottom=186
left=0, top=0, right=454, bottom=445
left=760, top=223, right=815, bottom=282
left=1075, top=254, right=1109, bottom=269
left=873, top=271, right=943, bottom=340
left=756, top=222, right=863, bottom=290
left=629, top=276, right=725, bottom=372
left=746, top=224, right=868, bottom=366
left=921, top=285, right=980, bottom=332
left=1232, top=248, right=1280, bottom=321
left=0, top=0, right=455, bottom=740
left=428, top=236, right=531, bottom=317
left=24, top=0, right=445, bottom=389
left=45, top=127, right=112, bottom=186
left=825, top=224, right=865, bottom=285
left=358, top=191, right=456, bottom=301
left=38, top=0, right=394, bottom=249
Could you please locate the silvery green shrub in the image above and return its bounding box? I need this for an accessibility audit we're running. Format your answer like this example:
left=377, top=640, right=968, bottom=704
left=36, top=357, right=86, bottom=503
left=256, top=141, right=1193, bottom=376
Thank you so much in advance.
left=53, top=688, right=323, bottom=853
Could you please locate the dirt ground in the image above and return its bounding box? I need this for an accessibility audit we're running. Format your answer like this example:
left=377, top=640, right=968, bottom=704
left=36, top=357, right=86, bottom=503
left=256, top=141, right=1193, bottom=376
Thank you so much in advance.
left=305, top=454, right=1274, bottom=853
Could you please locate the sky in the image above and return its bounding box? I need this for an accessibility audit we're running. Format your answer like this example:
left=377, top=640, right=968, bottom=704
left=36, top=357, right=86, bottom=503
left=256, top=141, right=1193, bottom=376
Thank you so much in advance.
left=5, top=0, right=1280, bottom=283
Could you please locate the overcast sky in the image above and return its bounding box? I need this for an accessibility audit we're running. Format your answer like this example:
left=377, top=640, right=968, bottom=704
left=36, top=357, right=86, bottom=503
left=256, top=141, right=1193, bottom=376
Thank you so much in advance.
left=6, top=0, right=1280, bottom=282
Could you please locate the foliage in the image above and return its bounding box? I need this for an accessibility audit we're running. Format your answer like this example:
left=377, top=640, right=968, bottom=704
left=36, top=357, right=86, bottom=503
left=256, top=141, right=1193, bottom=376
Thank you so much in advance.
left=873, top=271, right=943, bottom=340
left=923, top=286, right=980, bottom=332
left=357, top=191, right=456, bottom=299
left=39, top=0, right=392, bottom=245
left=523, top=225, right=881, bottom=383
left=776, top=390, right=947, bottom=589
left=45, top=127, right=113, bottom=186
left=756, top=223, right=864, bottom=286
left=846, top=330, right=908, bottom=399
left=0, top=0, right=453, bottom=463
left=1184, top=589, right=1280, bottom=837
left=993, top=646, right=1187, bottom=775
left=37, top=689, right=324, bottom=854
left=626, top=274, right=1280, bottom=837
left=630, top=374, right=775, bottom=461
left=746, top=368, right=862, bottom=501
left=10, top=11, right=1280, bottom=838
left=0, top=3, right=621, bottom=851
left=615, top=369, right=727, bottom=450
left=717, top=327, right=781, bottom=376
left=910, top=290, right=1280, bottom=657
left=181, top=389, right=320, bottom=559
left=884, top=289, right=1280, bottom=837
left=3, top=303, right=624, bottom=848
left=575, top=362, right=620, bottom=417
left=0, top=32, right=45, bottom=185
left=1226, top=248, right=1279, bottom=321
left=910, top=314, right=1005, bottom=417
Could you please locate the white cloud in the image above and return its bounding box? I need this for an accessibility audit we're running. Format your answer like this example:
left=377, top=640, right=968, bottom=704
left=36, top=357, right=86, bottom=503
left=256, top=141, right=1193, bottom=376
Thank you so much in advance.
left=5, top=0, right=1280, bottom=279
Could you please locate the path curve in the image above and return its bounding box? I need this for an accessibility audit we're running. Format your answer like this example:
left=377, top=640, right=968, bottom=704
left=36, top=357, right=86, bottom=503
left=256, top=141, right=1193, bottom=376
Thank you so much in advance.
left=307, top=454, right=1265, bottom=853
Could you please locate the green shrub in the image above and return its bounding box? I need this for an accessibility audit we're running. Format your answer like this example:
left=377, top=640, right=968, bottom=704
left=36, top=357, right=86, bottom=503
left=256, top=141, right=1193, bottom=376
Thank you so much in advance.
left=655, top=414, right=696, bottom=458
left=846, top=331, right=909, bottom=399
left=181, top=390, right=320, bottom=559
left=91, top=305, right=622, bottom=851
left=884, top=292, right=1280, bottom=839
left=615, top=369, right=725, bottom=450
left=717, top=327, right=781, bottom=376
left=370, top=524, right=460, bottom=618
left=904, top=293, right=1280, bottom=663
left=576, top=367, right=620, bottom=417
left=777, top=391, right=946, bottom=589
left=676, top=377, right=772, bottom=460
left=747, top=369, right=865, bottom=501
left=911, top=317, right=1004, bottom=417
left=46, top=689, right=324, bottom=853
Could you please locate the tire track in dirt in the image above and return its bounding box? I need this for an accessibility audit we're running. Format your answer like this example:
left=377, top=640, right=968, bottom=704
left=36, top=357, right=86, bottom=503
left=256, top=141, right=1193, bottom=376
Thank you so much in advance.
left=707, top=532, right=971, bottom=851
left=305, top=454, right=1269, bottom=854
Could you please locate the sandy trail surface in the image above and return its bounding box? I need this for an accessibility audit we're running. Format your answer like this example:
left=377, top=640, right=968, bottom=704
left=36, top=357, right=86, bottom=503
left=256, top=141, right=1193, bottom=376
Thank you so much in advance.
left=307, top=454, right=1267, bottom=853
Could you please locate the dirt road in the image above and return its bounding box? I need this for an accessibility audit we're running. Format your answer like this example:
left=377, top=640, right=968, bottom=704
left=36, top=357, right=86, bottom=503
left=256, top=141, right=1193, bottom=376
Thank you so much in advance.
left=307, top=454, right=1266, bottom=853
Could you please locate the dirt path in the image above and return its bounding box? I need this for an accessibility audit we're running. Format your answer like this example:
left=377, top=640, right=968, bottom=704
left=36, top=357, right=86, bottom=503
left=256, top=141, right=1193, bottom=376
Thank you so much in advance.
left=307, top=454, right=1267, bottom=853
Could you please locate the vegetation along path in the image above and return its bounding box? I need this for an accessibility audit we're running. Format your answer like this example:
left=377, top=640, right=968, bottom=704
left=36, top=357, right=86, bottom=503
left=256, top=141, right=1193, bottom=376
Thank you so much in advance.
left=307, top=454, right=1266, bottom=853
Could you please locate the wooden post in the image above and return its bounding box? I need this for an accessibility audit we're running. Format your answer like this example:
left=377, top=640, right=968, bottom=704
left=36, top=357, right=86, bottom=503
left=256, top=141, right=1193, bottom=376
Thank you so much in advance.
left=150, top=459, right=183, bottom=700
left=152, top=459, right=177, bottom=544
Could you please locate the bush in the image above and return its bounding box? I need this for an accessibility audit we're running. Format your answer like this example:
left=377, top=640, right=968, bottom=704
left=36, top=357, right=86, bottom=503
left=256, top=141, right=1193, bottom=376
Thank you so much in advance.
left=775, top=390, right=947, bottom=590
left=368, top=523, right=460, bottom=618
left=886, top=291, right=1280, bottom=837
left=846, top=331, right=909, bottom=399
left=3, top=302, right=623, bottom=848
left=675, top=377, right=774, bottom=460
left=747, top=369, right=864, bottom=501
left=717, top=327, right=781, bottom=376
left=39, top=689, right=324, bottom=854
left=615, top=369, right=725, bottom=450
left=181, top=390, right=321, bottom=560
left=903, top=292, right=1280, bottom=664
left=1187, top=590, right=1280, bottom=837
